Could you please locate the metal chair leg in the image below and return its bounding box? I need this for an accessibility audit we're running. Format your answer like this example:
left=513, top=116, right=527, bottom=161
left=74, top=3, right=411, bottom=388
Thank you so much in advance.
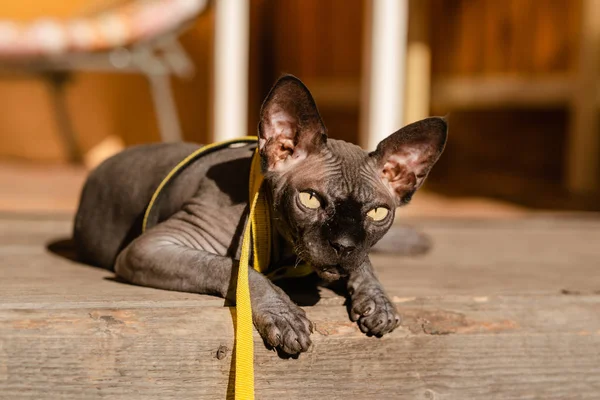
left=45, top=72, right=83, bottom=163
left=146, top=72, right=182, bottom=142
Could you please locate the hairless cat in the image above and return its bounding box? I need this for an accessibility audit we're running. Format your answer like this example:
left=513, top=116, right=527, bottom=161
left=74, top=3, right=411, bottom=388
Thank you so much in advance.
left=74, top=75, right=447, bottom=356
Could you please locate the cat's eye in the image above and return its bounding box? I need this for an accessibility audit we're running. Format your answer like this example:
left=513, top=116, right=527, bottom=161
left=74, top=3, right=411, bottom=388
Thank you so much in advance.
left=299, top=191, right=321, bottom=209
left=367, top=207, right=389, bottom=221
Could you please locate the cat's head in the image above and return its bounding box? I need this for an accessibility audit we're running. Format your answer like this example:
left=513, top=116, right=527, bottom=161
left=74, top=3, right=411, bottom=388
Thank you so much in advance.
left=258, top=75, right=447, bottom=280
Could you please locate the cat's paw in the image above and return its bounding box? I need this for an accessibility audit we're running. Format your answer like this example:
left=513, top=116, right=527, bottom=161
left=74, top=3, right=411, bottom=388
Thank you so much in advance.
left=349, top=285, right=401, bottom=336
left=253, top=299, right=313, bottom=355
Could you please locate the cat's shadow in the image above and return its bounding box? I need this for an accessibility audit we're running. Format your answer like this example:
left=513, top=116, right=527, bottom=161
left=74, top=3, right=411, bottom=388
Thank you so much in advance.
left=46, top=237, right=327, bottom=353
left=268, top=275, right=324, bottom=307
left=47, top=237, right=325, bottom=304
left=47, top=238, right=80, bottom=263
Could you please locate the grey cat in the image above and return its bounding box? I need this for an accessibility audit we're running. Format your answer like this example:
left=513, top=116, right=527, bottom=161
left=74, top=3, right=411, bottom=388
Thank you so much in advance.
left=74, top=75, right=447, bottom=355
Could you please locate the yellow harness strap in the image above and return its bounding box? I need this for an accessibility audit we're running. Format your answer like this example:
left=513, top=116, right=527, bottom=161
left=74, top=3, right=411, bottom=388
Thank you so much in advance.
left=142, top=137, right=312, bottom=400
left=142, top=136, right=259, bottom=233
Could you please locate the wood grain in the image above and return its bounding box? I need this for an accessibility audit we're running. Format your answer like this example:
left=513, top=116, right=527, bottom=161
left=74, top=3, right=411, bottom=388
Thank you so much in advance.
left=430, top=0, right=581, bottom=76
left=566, top=0, right=600, bottom=193
left=1, top=215, right=600, bottom=399
left=1, top=297, right=600, bottom=400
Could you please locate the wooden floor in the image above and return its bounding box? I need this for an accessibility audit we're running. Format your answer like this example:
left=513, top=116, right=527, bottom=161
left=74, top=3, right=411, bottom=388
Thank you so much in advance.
left=1, top=212, right=600, bottom=399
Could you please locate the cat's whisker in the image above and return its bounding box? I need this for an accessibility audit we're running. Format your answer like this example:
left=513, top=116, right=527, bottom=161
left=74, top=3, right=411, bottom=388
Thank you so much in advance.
left=292, top=244, right=309, bottom=268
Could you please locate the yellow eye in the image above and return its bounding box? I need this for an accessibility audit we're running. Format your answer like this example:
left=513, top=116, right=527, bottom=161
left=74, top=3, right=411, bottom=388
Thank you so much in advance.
left=367, top=207, right=389, bottom=221
left=299, top=191, right=321, bottom=209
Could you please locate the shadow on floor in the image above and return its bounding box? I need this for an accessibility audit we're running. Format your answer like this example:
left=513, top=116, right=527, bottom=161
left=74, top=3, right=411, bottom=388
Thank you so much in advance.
left=46, top=237, right=80, bottom=263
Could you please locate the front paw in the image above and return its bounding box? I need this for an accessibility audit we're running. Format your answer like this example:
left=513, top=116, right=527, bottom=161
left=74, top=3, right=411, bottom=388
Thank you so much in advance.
left=349, top=286, right=401, bottom=336
left=253, top=297, right=313, bottom=355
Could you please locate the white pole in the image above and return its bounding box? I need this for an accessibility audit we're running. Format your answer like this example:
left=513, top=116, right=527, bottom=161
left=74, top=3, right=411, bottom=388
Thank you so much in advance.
left=360, top=0, right=409, bottom=150
left=213, top=0, right=250, bottom=141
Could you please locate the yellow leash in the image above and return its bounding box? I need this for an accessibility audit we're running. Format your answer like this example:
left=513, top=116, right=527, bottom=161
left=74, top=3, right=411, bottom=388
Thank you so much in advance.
left=143, top=137, right=312, bottom=400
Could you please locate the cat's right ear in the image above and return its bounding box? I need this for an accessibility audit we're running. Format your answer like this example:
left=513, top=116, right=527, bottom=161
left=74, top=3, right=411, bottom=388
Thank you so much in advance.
left=258, top=75, right=327, bottom=172
left=370, top=117, right=448, bottom=206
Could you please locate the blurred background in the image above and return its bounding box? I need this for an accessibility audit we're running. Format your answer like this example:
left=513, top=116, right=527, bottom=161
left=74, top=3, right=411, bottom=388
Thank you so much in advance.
left=0, top=0, right=598, bottom=217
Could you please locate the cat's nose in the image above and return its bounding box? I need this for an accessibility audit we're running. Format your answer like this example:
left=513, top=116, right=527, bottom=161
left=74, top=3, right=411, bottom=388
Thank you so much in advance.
left=329, top=238, right=356, bottom=257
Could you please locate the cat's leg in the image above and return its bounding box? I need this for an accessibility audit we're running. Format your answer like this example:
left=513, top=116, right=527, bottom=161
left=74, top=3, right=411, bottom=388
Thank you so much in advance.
left=346, top=257, right=401, bottom=336
left=114, top=224, right=313, bottom=355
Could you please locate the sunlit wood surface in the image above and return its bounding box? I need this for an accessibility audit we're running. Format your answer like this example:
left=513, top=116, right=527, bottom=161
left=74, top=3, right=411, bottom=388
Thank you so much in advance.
left=1, top=213, right=599, bottom=399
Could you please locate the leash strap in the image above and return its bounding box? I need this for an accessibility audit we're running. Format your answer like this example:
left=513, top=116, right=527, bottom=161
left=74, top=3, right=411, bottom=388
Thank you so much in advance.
left=235, top=149, right=264, bottom=399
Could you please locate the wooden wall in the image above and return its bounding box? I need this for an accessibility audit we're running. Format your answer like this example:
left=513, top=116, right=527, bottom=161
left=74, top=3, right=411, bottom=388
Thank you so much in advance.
left=248, top=0, right=364, bottom=143
left=1, top=0, right=595, bottom=208
left=430, top=0, right=581, bottom=75
left=248, top=0, right=590, bottom=209
left=425, top=0, right=591, bottom=208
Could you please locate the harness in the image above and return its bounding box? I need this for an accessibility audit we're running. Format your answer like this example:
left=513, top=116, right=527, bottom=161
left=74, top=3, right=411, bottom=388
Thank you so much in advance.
left=142, top=137, right=313, bottom=400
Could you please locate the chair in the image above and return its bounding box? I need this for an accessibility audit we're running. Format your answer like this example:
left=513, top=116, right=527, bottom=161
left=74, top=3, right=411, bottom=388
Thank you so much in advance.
left=0, top=0, right=209, bottom=162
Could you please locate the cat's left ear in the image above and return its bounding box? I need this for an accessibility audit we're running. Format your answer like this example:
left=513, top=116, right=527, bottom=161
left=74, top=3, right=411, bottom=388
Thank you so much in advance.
left=258, top=75, right=327, bottom=172
left=370, top=117, right=448, bottom=206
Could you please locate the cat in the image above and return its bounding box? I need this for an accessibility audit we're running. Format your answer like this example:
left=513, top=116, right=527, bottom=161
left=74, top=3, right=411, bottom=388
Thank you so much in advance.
left=74, top=75, right=447, bottom=355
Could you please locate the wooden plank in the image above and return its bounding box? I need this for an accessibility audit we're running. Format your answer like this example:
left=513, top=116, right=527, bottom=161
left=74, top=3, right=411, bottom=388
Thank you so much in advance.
left=566, top=0, right=600, bottom=193
left=2, top=215, right=600, bottom=305
left=429, top=0, right=580, bottom=76
left=1, top=297, right=599, bottom=399
left=302, top=73, right=598, bottom=113
left=302, top=78, right=361, bottom=109
left=430, top=75, right=573, bottom=110
left=1, top=215, right=600, bottom=398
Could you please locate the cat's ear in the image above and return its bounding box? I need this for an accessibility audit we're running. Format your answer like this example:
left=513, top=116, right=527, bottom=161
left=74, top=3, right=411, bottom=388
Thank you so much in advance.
left=370, top=117, right=447, bottom=206
left=258, top=75, right=327, bottom=171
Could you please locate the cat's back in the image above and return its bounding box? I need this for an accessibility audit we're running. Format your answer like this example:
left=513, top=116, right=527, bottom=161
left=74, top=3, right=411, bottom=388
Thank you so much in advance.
left=74, top=141, right=255, bottom=269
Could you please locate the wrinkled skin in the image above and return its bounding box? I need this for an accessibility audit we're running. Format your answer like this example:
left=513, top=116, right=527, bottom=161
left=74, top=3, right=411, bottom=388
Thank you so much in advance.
left=74, top=75, right=447, bottom=355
